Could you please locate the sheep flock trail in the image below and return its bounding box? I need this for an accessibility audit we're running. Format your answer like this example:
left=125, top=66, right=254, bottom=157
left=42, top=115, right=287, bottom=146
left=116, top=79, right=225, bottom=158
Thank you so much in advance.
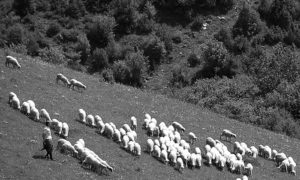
left=0, top=50, right=300, bottom=180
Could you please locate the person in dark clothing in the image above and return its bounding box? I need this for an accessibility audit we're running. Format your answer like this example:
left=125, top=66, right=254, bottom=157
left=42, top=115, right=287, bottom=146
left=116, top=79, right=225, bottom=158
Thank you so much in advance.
left=41, top=138, right=54, bottom=160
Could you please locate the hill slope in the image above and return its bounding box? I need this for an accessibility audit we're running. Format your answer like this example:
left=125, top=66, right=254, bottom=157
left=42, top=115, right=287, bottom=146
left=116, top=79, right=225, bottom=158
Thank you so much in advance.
left=0, top=51, right=299, bottom=180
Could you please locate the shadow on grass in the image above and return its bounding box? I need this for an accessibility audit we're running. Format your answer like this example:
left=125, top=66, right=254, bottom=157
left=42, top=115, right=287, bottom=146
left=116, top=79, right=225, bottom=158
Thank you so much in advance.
left=32, top=154, right=47, bottom=159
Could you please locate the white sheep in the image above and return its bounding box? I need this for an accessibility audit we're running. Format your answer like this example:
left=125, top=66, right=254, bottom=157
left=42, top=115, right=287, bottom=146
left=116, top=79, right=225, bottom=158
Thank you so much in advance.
left=128, top=141, right=135, bottom=153
left=153, top=145, right=161, bottom=158
left=220, top=129, right=236, bottom=141
left=61, top=143, right=78, bottom=157
left=242, top=176, right=248, bottom=180
left=5, top=56, right=21, bottom=69
left=42, top=126, right=52, bottom=140
left=78, top=109, right=86, bottom=123
left=10, top=95, right=20, bottom=110
left=56, top=121, right=63, bottom=135
left=146, top=139, right=154, bottom=154
left=130, top=116, right=137, bottom=130
left=119, top=128, right=126, bottom=137
left=188, top=132, right=197, bottom=145
left=30, top=107, right=40, bottom=121
left=230, top=159, right=245, bottom=174
left=61, top=122, right=69, bottom=138
left=147, top=122, right=156, bottom=136
left=8, top=92, right=17, bottom=104
left=133, top=142, right=141, bottom=156
left=250, top=146, right=258, bottom=158
left=272, top=149, right=278, bottom=160
left=195, top=147, right=201, bottom=155
left=69, top=79, right=86, bottom=90
left=218, top=155, right=226, bottom=170
left=154, top=139, right=160, bottom=147
left=56, top=138, right=71, bottom=151
left=103, top=123, right=114, bottom=139
left=240, top=142, right=252, bottom=156
left=174, top=131, right=181, bottom=143
left=86, top=114, right=95, bottom=127
left=263, top=145, right=272, bottom=159
left=172, top=121, right=185, bottom=133
left=127, top=131, right=136, bottom=142
left=288, top=157, right=296, bottom=175
left=275, top=153, right=287, bottom=166
left=205, top=144, right=212, bottom=154
left=113, top=129, right=121, bottom=143
left=176, top=157, right=184, bottom=172
left=122, top=135, right=129, bottom=149
left=123, top=123, right=132, bottom=133
left=244, top=163, right=253, bottom=176
left=169, top=150, right=177, bottom=166
left=189, top=153, right=197, bottom=169
left=278, top=158, right=290, bottom=172
left=195, top=153, right=202, bottom=168
left=233, top=142, right=245, bottom=156
left=143, top=118, right=151, bottom=129
left=95, top=118, right=105, bottom=133
left=158, top=122, right=167, bottom=131
left=206, top=137, right=216, bottom=147
left=21, top=102, right=30, bottom=115
left=40, top=109, right=51, bottom=124
left=56, top=73, right=70, bottom=86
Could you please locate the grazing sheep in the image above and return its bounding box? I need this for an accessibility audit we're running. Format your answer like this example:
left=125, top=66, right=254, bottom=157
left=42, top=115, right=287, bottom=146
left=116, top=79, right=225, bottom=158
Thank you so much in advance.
left=153, top=145, right=161, bottom=158
left=242, top=176, right=248, bottom=180
left=75, top=139, right=85, bottom=148
left=86, top=114, right=95, bottom=127
left=143, top=118, right=151, bottom=129
left=78, top=109, right=86, bottom=123
left=56, top=73, right=70, bottom=86
left=188, top=132, right=197, bottom=145
left=176, top=157, right=184, bottom=172
left=195, top=153, right=202, bottom=168
left=169, top=150, right=177, bottom=166
left=158, top=122, right=167, bottom=131
left=56, top=121, right=63, bottom=135
left=263, top=145, right=272, bottom=159
left=5, top=56, right=21, bottom=69
left=27, top=100, right=35, bottom=110
left=230, top=159, right=245, bottom=174
left=128, top=141, right=135, bottom=153
left=218, top=155, right=226, bottom=170
left=250, top=146, right=258, bottom=158
left=109, top=122, right=117, bottom=131
left=288, top=157, right=296, bottom=175
left=103, top=123, right=114, bottom=139
left=21, top=102, right=30, bottom=115
left=206, top=137, right=216, bottom=147
left=69, top=79, right=86, bottom=90
left=244, top=163, right=253, bottom=176
left=95, top=118, right=105, bottom=133
left=30, top=107, right=40, bottom=121
left=61, top=122, right=69, bottom=139
left=8, top=92, right=16, bottom=104
left=154, top=139, right=160, bottom=147
left=40, top=109, right=51, bottom=124
left=123, top=124, right=132, bottom=133
left=150, top=118, right=157, bottom=126
left=172, top=121, right=185, bottom=133
left=234, top=142, right=245, bottom=156
left=51, top=119, right=59, bottom=130
left=205, top=144, right=212, bottom=154
left=119, top=128, right=126, bottom=137
left=127, top=131, right=136, bottom=142
left=275, top=153, right=287, bottom=166
left=10, top=96, right=20, bottom=110
left=195, top=147, right=201, bottom=155
left=113, top=129, right=122, bottom=143
left=122, top=135, right=129, bottom=149
left=189, top=153, right=197, bottom=169
left=174, top=131, right=181, bottom=143
left=147, top=122, right=156, bottom=136
left=61, top=143, right=78, bottom=157
left=146, top=139, right=154, bottom=154
left=278, top=158, right=290, bottom=172
left=258, top=145, right=264, bottom=157
left=145, top=113, right=151, bottom=120
left=42, top=126, right=52, bottom=140
left=130, top=116, right=137, bottom=130
left=168, top=125, right=175, bottom=133
left=133, top=142, right=141, bottom=156
left=56, top=139, right=71, bottom=151
left=82, top=154, right=113, bottom=174
left=220, top=129, right=236, bottom=141
left=272, top=149, right=278, bottom=160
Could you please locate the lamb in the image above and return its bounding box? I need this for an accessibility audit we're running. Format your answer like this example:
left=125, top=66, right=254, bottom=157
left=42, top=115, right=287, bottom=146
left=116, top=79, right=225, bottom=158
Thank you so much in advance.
left=29, top=107, right=40, bottom=121
left=86, top=114, right=95, bottom=127
left=122, top=135, right=129, bottom=149
left=5, top=56, right=21, bottom=69
left=40, top=109, right=52, bottom=124
left=278, top=158, right=290, bottom=172
left=288, top=157, right=296, bottom=175
left=220, top=129, right=236, bottom=141
left=206, top=137, right=216, bottom=147
left=113, top=129, right=121, bottom=143
left=188, top=132, right=197, bottom=145
left=250, top=146, right=258, bottom=158
left=103, top=123, right=114, bottom=139
left=263, top=145, right=272, bottom=159
left=10, top=95, right=20, bottom=110
left=21, top=102, right=30, bottom=115
left=244, top=163, right=253, bottom=176
left=146, top=139, right=154, bottom=154
left=78, top=109, right=86, bottom=123
left=61, top=122, right=69, bottom=139
left=176, top=157, right=184, bottom=172
left=172, top=121, right=185, bottom=133
left=275, top=153, right=287, bottom=166
left=130, top=116, right=137, bottom=130
left=133, top=142, right=141, bottom=156
left=69, top=79, right=86, bottom=90
left=8, top=92, right=17, bottom=104
left=56, top=73, right=70, bottom=86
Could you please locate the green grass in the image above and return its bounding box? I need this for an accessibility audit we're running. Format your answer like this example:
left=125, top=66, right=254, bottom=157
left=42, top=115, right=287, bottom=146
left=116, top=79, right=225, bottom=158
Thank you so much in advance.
left=0, top=50, right=299, bottom=180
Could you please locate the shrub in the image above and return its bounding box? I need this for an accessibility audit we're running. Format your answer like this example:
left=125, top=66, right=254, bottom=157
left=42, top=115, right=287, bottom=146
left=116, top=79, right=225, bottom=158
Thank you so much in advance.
left=264, top=26, right=287, bottom=45
left=39, top=47, right=65, bottom=64
left=67, top=59, right=85, bottom=72
left=84, top=0, right=110, bottom=13
left=191, top=16, right=204, bottom=31
left=61, top=29, right=78, bottom=43
left=46, top=23, right=61, bottom=37
left=269, top=0, right=296, bottom=30
left=77, top=33, right=91, bottom=65
left=90, top=48, right=109, bottom=72
left=102, top=68, right=114, bottom=83
left=7, top=24, right=24, bottom=45
left=155, top=24, right=173, bottom=53
left=27, top=37, right=39, bottom=56
left=105, top=41, right=123, bottom=64
left=169, top=65, right=190, bottom=88
left=136, top=16, right=155, bottom=34
left=13, top=0, right=36, bottom=17
left=214, top=27, right=233, bottom=51
left=65, top=0, right=86, bottom=19
left=187, top=53, right=201, bottom=67
left=232, top=35, right=251, bottom=54
left=113, top=60, right=131, bottom=84
left=86, top=15, right=116, bottom=50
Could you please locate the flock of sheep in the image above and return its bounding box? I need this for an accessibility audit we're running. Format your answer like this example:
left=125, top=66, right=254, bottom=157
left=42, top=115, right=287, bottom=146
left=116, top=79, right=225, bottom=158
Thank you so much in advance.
left=4, top=55, right=298, bottom=179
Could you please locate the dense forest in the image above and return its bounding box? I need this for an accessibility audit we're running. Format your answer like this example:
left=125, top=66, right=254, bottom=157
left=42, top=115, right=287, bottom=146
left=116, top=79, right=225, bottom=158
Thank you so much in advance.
left=1, top=0, right=300, bottom=138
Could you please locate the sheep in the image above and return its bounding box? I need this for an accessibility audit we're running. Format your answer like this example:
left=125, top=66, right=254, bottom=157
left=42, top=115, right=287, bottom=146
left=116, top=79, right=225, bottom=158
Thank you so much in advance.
left=176, top=157, right=184, bottom=172
left=161, top=144, right=167, bottom=152
left=78, top=109, right=86, bottom=123
left=206, top=137, right=216, bottom=147
left=242, top=176, right=248, bottom=180
left=127, top=131, right=136, bottom=142
left=95, top=118, right=105, bottom=133
left=278, top=158, right=290, bottom=172
left=189, top=153, right=197, bottom=169
left=5, top=56, right=21, bottom=69
left=56, top=73, right=70, bottom=86
left=146, top=139, right=154, bottom=154
left=20, top=102, right=30, bottom=115
left=130, top=116, right=137, bottom=130
left=275, top=153, right=287, bottom=166
left=69, top=79, right=86, bottom=90
left=122, top=135, right=129, bottom=149
left=119, top=128, right=126, bottom=137
left=42, top=126, right=52, bottom=140
left=258, top=145, right=264, bottom=157
left=51, top=119, right=59, bottom=130
left=123, top=124, right=132, bottom=133
left=263, top=145, right=272, bottom=159
left=150, top=118, right=157, bottom=126
left=143, top=118, right=151, bottom=129
left=145, top=113, right=151, bottom=120
left=113, top=129, right=121, bottom=143
left=153, top=145, right=161, bottom=158
left=147, top=122, right=156, bottom=136
left=133, top=142, right=141, bottom=156
left=288, top=157, right=296, bottom=175
left=103, top=123, right=114, bottom=139
left=204, top=144, right=211, bottom=154
left=10, top=95, right=20, bottom=110
left=233, top=142, right=245, bottom=156
left=195, top=147, right=201, bottom=155
left=56, top=139, right=71, bottom=151
left=230, top=159, right=245, bottom=174
left=174, top=131, right=181, bottom=143
left=240, top=142, right=252, bottom=156
left=188, top=132, right=197, bottom=145
left=61, top=122, right=69, bottom=139
left=250, top=146, right=258, bottom=158
left=75, top=139, right=85, bottom=148
left=158, top=122, right=167, bottom=131
left=61, top=143, right=78, bottom=157
left=195, top=153, right=202, bottom=168
left=218, top=155, right=226, bottom=170
left=272, top=149, right=278, bottom=160
left=109, top=122, right=117, bottom=131
left=8, top=92, right=17, bottom=104
left=153, top=126, right=160, bottom=137
left=154, top=139, right=160, bottom=147
left=181, top=149, right=191, bottom=167
left=220, top=129, right=236, bottom=141
left=29, top=107, right=40, bottom=121
left=26, top=100, right=35, bottom=110
left=128, top=141, right=135, bottom=153
left=168, top=125, right=175, bottom=133
left=244, top=163, right=253, bottom=176
left=56, top=121, right=63, bottom=135
left=169, top=150, right=177, bottom=166
left=172, top=121, right=185, bottom=133
left=82, top=154, right=113, bottom=174
left=86, top=114, right=95, bottom=127
left=40, top=109, right=51, bottom=124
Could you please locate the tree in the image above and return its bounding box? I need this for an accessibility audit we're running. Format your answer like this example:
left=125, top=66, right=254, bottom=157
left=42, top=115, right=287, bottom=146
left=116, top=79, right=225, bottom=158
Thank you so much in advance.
left=77, top=33, right=90, bottom=65
left=90, top=48, right=108, bottom=72
left=269, top=0, right=296, bottom=30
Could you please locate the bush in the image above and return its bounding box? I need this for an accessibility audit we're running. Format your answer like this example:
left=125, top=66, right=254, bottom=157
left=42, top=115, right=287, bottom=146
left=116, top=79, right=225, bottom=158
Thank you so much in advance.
left=269, top=0, right=296, bottom=30
left=155, top=24, right=173, bottom=53
left=76, top=33, right=90, bottom=65
left=232, top=35, right=251, bottom=54
left=39, top=47, right=65, bottom=64
left=102, top=68, right=114, bottom=83
left=27, top=37, right=39, bottom=56
left=61, top=29, right=78, bottom=43
left=65, top=0, right=86, bottom=19
left=136, top=16, right=155, bottom=34
left=67, top=59, right=85, bottom=72
left=187, top=53, right=201, bottom=67
left=90, top=48, right=109, bottom=72
left=264, top=26, right=287, bottom=45
left=214, top=27, right=233, bottom=51
left=169, top=65, right=190, bottom=88
left=46, top=23, right=61, bottom=37
left=191, top=16, right=204, bottom=31
left=86, top=15, right=116, bottom=50
left=105, top=41, right=123, bottom=64
left=113, top=60, right=131, bottom=84
left=7, top=24, right=24, bottom=45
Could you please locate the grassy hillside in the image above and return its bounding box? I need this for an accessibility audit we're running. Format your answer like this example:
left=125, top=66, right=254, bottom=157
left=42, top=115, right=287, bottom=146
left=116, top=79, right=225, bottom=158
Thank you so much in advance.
left=1, top=51, right=300, bottom=180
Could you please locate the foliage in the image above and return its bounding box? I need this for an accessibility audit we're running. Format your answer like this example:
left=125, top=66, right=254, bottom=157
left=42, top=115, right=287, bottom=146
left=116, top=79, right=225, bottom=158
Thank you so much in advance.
left=264, top=26, right=287, bottom=45
left=232, top=35, right=251, bottom=54
left=187, top=53, right=201, bottom=67
left=102, top=68, right=114, bottom=83
left=113, top=60, right=131, bottom=84
left=105, top=41, right=124, bottom=64
left=77, top=33, right=90, bottom=65
left=191, top=16, right=204, bottom=31
left=7, top=24, right=24, bottom=45
left=13, top=0, right=35, bottom=17
left=27, top=36, right=39, bottom=56
left=46, top=23, right=61, bottom=37
left=65, top=0, right=86, bottom=19
left=39, top=47, right=65, bottom=64
left=269, top=0, right=296, bottom=30
left=215, top=27, right=233, bottom=51
left=155, top=24, right=173, bottom=53
left=84, top=0, right=110, bottom=13
left=89, top=48, right=109, bottom=72
left=169, top=65, right=191, bottom=88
